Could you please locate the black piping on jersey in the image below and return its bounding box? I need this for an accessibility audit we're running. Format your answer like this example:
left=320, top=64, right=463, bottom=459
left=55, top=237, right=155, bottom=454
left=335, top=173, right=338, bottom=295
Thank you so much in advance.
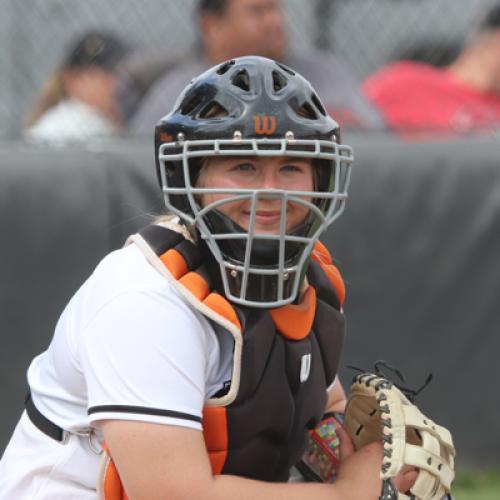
left=88, top=404, right=202, bottom=423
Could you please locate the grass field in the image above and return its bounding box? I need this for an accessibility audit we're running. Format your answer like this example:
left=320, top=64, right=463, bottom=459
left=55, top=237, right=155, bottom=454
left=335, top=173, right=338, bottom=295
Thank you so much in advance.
left=452, top=470, right=500, bottom=500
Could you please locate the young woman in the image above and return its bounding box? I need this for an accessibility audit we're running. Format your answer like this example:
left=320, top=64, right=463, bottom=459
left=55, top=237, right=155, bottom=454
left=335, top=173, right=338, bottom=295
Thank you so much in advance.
left=0, top=56, right=416, bottom=499
left=25, top=31, right=129, bottom=143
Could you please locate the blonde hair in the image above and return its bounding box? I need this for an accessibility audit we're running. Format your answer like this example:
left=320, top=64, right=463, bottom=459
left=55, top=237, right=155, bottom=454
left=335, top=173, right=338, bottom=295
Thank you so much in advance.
left=153, top=213, right=178, bottom=225
left=194, top=157, right=210, bottom=188
left=25, top=70, right=68, bottom=128
left=153, top=213, right=196, bottom=242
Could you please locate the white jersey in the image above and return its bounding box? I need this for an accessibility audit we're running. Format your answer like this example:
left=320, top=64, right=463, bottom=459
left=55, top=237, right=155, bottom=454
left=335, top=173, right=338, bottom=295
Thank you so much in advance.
left=25, top=98, right=117, bottom=144
left=0, top=242, right=234, bottom=498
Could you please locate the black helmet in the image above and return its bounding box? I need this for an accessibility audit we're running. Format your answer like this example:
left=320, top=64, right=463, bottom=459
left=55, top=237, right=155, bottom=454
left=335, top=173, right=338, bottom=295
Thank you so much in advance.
left=155, top=56, right=353, bottom=308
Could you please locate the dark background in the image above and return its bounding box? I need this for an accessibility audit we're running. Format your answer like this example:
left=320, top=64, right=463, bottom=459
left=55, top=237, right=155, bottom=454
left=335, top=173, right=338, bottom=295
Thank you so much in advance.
left=1, top=135, right=499, bottom=469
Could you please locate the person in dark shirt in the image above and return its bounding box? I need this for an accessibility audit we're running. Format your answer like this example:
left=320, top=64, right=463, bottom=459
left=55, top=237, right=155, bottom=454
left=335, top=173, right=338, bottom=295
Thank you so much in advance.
left=119, top=0, right=384, bottom=136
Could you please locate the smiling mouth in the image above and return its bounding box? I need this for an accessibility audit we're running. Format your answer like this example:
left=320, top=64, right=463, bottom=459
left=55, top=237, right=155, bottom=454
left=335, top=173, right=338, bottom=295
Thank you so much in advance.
left=244, top=210, right=283, bottom=226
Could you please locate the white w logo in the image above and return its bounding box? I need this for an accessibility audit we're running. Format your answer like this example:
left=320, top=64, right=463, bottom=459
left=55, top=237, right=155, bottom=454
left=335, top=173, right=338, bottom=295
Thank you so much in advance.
left=300, top=353, right=312, bottom=383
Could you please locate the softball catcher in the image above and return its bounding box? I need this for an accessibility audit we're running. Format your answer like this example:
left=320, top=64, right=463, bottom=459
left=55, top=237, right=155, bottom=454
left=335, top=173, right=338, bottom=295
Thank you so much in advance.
left=1, top=56, right=425, bottom=499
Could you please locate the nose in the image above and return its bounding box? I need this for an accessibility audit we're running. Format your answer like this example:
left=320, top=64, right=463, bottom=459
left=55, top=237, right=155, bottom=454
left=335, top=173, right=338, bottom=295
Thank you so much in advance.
left=259, top=168, right=280, bottom=189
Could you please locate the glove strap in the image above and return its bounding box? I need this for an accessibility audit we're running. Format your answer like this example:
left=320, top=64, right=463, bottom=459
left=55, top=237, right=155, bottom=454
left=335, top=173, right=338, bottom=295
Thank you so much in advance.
left=380, top=479, right=399, bottom=500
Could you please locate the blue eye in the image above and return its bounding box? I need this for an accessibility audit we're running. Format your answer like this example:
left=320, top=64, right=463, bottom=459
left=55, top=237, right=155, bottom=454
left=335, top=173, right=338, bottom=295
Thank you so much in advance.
left=235, top=163, right=254, bottom=172
left=281, top=164, right=301, bottom=172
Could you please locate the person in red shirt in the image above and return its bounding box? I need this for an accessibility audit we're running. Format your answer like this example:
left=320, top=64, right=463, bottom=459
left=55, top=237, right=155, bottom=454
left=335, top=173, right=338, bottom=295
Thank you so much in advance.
left=363, top=3, right=500, bottom=135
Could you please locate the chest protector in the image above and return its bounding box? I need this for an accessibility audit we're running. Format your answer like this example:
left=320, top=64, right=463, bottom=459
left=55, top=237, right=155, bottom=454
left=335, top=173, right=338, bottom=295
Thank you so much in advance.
left=97, top=223, right=346, bottom=499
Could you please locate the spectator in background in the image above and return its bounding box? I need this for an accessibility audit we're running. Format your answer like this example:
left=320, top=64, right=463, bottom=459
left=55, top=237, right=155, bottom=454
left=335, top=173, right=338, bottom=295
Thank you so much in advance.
left=122, top=0, right=384, bottom=136
left=25, top=31, right=130, bottom=143
left=363, top=3, right=500, bottom=135
left=394, top=40, right=461, bottom=69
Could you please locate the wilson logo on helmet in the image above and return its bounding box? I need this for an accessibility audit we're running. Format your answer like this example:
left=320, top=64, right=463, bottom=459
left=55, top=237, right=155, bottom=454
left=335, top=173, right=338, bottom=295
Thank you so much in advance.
left=253, top=114, right=277, bottom=135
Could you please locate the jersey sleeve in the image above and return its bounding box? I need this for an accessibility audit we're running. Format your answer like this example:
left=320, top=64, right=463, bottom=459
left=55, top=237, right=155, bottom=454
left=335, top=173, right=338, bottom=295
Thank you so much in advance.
left=79, top=285, right=219, bottom=430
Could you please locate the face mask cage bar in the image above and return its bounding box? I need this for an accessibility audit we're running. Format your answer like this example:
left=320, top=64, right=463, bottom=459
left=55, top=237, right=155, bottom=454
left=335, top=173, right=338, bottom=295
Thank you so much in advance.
left=158, top=138, right=353, bottom=308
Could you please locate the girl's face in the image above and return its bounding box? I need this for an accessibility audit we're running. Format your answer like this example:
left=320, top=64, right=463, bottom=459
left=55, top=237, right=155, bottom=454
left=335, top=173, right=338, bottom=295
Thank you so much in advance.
left=198, top=156, right=314, bottom=234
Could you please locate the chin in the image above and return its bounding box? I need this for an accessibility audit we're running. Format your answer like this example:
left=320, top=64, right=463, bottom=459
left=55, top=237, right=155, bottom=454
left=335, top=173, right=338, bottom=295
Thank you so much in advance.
left=255, top=228, right=281, bottom=235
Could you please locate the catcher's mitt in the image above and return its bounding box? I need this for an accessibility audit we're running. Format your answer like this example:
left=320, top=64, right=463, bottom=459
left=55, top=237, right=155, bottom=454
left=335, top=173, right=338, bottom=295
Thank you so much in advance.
left=343, top=369, right=456, bottom=500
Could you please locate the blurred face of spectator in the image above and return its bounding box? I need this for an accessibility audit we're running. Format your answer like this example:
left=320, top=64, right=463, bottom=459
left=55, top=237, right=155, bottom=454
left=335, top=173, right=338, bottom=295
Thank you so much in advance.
left=203, top=0, right=287, bottom=62
left=62, top=67, right=121, bottom=124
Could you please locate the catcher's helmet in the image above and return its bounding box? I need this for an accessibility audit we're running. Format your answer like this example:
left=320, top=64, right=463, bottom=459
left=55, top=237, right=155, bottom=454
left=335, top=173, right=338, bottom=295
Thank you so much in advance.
left=155, top=55, right=353, bottom=308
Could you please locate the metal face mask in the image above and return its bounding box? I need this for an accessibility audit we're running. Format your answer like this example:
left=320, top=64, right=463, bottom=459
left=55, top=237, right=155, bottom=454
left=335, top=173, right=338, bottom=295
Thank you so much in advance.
left=155, top=56, right=353, bottom=308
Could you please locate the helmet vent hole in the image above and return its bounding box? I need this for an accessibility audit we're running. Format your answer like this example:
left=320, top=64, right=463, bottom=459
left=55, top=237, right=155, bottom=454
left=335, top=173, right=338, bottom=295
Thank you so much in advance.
left=297, top=102, right=317, bottom=120
left=216, top=59, right=236, bottom=75
left=180, top=92, right=204, bottom=115
left=199, top=101, right=228, bottom=119
left=311, top=93, right=327, bottom=116
left=276, top=62, right=295, bottom=76
left=272, top=70, right=288, bottom=92
left=289, top=98, right=318, bottom=120
left=231, top=69, right=251, bottom=91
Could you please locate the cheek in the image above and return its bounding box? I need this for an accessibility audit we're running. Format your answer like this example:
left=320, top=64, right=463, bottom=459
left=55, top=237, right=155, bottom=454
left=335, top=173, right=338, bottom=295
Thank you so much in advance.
left=200, top=191, right=227, bottom=208
left=200, top=193, right=241, bottom=217
left=286, top=197, right=313, bottom=226
left=290, top=202, right=311, bottom=217
left=303, top=172, right=314, bottom=192
left=286, top=170, right=314, bottom=193
left=198, top=167, right=242, bottom=210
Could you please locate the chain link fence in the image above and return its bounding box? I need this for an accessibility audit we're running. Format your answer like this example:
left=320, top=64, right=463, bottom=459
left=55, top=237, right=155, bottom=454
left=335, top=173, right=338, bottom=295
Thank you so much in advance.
left=0, top=0, right=497, bottom=139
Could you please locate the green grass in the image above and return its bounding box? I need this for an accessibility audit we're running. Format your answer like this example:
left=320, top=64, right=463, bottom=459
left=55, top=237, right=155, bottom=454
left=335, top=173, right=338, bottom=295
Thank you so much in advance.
left=452, top=470, right=500, bottom=500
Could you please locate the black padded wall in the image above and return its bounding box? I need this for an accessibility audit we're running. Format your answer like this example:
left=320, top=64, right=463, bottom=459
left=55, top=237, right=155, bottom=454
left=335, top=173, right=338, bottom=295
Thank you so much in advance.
left=1, top=136, right=499, bottom=468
